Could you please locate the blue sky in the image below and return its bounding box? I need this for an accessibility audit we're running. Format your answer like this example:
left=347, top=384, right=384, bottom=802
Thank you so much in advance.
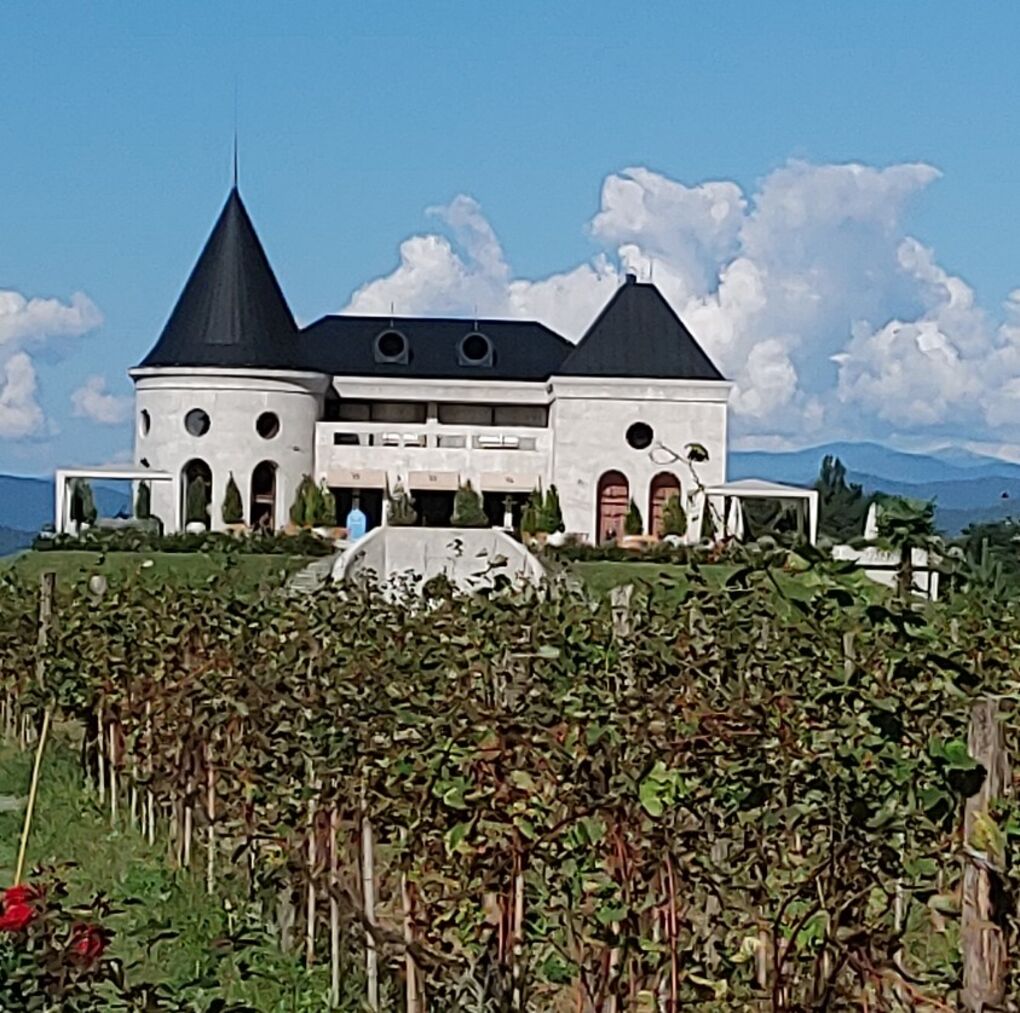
left=4, top=1, right=1020, bottom=474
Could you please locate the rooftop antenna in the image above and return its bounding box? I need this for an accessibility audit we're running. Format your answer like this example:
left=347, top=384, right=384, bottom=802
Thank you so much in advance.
left=389, top=301, right=395, bottom=326
left=649, top=259, right=655, bottom=282
left=232, top=79, right=239, bottom=189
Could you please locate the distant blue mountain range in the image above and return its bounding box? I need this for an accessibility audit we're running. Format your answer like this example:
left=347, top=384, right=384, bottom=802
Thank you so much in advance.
left=730, top=441, right=1020, bottom=533
left=0, top=475, right=131, bottom=554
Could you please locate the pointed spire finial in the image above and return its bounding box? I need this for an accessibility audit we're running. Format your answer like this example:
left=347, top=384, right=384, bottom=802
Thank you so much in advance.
left=232, top=79, right=239, bottom=190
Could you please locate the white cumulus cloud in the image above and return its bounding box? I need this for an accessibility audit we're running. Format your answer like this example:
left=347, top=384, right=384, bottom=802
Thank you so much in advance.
left=345, top=160, right=1020, bottom=446
left=0, top=290, right=102, bottom=350
left=0, top=352, right=46, bottom=440
left=0, top=288, right=103, bottom=441
left=70, top=374, right=132, bottom=425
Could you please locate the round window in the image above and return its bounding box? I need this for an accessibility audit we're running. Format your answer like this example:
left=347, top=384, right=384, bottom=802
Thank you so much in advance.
left=626, top=422, right=653, bottom=450
left=139, top=409, right=151, bottom=437
left=461, top=332, right=491, bottom=362
left=256, top=411, right=280, bottom=439
left=184, top=408, right=210, bottom=437
left=375, top=329, right=407, bottom=360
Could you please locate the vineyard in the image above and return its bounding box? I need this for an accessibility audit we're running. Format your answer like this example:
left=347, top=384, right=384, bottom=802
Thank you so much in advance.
left=0, top=554, right=1017, bottom=1010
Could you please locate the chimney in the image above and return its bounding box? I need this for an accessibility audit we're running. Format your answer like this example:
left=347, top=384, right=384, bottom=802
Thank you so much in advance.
left=624, top=271, right=637, bottom=285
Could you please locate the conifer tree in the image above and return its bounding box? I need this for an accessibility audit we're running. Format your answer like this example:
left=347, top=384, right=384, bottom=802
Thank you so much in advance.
left=452, top=480, right=488, bottom=527
left=222, top=474, right=244, bottom=525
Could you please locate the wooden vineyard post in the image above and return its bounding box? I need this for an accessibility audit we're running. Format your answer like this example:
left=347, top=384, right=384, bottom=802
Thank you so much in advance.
left=961, top=698, right=1010, bottom=1010
left=15, top=573, right=57, bottom=885
left=109, top=721, right=119, bottom=828
left=400, top=827, right=420, bottom=1013
left=306, top=764, right=317, bottom=967
left=35, top=571, right=55, bottom=687
left=362, top=798, right=379, bottom=1010
left=145, top=701, right=156, bottom=846
left=330, top=803, right=340, bottom=1008
left=609, top=584, right=633, bottom=638
left=206, top=739, right=216, bottom=895
left=96, top=700, right=106, bottom=803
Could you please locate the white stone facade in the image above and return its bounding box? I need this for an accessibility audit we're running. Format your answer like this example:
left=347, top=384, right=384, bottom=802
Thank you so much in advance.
left=129, top=367, right=328, bottom=532
left=125, top=366, right=730, bottom=541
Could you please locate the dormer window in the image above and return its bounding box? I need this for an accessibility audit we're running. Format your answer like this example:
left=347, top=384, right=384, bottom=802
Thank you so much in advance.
left=458, top=331, right=493, bottom=367
left=374, top=329, right=409, bottom=364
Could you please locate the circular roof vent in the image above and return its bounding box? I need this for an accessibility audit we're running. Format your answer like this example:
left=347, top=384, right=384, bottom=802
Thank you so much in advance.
left=374, top=329, right=409, bottom=364
left=458, top=331, right=493, bottom=367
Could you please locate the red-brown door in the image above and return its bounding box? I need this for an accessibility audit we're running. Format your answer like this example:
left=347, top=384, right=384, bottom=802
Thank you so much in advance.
left=649, top=472, right=681, bottom=536
left=597, top=470, right=630, bottom=542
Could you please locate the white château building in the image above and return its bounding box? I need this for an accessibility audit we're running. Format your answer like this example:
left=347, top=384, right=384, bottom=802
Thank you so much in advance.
left=63, top=186, right=742, bottom=542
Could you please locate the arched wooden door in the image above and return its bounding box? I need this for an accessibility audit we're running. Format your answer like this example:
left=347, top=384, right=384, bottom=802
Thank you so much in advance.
left=596, top=470, right=630, bottom=543
left=250, top=461, right=277, bottom=530
left=649, top=472, right=682, bottom=536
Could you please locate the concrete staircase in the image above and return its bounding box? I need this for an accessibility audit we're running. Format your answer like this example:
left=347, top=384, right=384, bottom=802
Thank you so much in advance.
left=285, top=554, right=338, bottom=595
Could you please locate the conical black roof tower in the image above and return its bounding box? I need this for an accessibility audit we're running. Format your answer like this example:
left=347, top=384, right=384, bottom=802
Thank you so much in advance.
left=138, top=188, right=300, bottom=369
left=558, top=274, right=724, bottom=380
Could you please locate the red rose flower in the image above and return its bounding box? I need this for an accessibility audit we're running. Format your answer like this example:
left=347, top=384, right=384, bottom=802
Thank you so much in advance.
left=69, top=922, right=107, bottom=966
left=0, top=901, right=36, bottom=932
left=3, top=884, right=39, bottom=909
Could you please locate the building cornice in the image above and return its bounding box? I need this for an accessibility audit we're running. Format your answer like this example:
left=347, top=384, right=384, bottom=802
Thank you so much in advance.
left=548, top=375, right=733, bottom=402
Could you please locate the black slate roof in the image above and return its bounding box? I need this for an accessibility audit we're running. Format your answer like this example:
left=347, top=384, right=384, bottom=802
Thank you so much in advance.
left=138, top=189, right=724, bottom=383
left=557, top=274, right=724, bottom=381
left=138, top=188, right=300, bottom=369
left=300, top=315, right=573, bottom=381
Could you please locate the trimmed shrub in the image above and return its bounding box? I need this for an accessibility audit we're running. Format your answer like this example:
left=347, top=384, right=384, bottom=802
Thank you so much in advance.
left=134, top=481, right=151, bottom=521
left=222, top=474, right=244, bottom=525
left=541, top=485, right=563, bottom=533
left=315, top=482, right=337, bottom=527
left=660, top=494, right=687, bottom=537
left=289, top=475, right=317, bottom=527
left=452, top=480, right=488, bottom=527
left=185, top=475, right=209, bottom=526
left=624, top=499, right=643, bottom=536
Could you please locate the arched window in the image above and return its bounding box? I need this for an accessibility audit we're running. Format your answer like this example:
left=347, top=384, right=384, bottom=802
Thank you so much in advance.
left=181, top=459, right=212, bottom=529
left=649, top=472, right=682, bottom=537
left=250, top=461, right=277, bottom=531
left=596, top=470, right=630, bottom=544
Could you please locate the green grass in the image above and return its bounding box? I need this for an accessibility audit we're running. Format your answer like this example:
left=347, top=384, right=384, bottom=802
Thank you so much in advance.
left=0, top=737, right=338, bottom=1009
left=2, top=550, right=313, bottom=592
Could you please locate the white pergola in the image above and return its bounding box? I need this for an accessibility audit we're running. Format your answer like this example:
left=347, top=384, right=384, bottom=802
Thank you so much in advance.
left=704, top=478, right=819, bottom=545
left=54, top=467, right=174, bottom=535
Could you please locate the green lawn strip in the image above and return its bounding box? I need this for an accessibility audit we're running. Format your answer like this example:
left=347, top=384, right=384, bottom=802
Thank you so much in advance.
left=0, top=738, right=332, bottom=1008
left=2, top=550, right=312, bottom=592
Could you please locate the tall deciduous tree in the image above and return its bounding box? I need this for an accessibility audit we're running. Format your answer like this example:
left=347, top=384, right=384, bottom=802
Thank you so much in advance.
left=815, top=455, right=870, bottom=542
